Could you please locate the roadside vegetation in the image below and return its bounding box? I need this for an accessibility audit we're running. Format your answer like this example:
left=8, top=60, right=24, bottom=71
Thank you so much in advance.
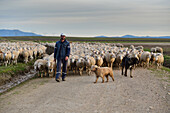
left=0, top=60, right=35, bottom=86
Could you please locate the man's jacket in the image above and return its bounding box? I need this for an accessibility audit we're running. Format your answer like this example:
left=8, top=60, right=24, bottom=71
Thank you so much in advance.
left=54, top=39, right=70, bottom=59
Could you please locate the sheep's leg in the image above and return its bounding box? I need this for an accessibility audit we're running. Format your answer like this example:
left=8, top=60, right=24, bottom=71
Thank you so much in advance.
left=94, top=76, right=99, bottom=83
left=150, top=61, right=153, bottom=67
left=81, top=67, right=84, bottom=75
left=85, top=67, right=88, bottom=72
left=4, top=61, right=7, bottom=67
left=8, top=60, right=10, bottom=65
left=44, top=71, right=47, bottom=77
left=118, top=63, right=121, bottom=69
left=67, top=69, right=69, bottom=75
left=143, top=62, right=146, bottom=68
left=156, top=63, right=159, bottom=69
left=37, top=71, right=40, bottom=77
left=41, top=72, right=43, bottom=78
left=141, top=61, right=143, bottom=67
left=153, top=61, right=156, bottom=67
left=160, top=63, right=163, bottom=68
left=53, top=69, right=56, bottom=77
left=73, top=69, right=75, bottom=74
left=88, top=69, right=91, bottom=76
left=147, top=62, right=149, bottom=68
left=15, top=60, right=17, bottom=65
left=130, top=67, right=133, bottom=78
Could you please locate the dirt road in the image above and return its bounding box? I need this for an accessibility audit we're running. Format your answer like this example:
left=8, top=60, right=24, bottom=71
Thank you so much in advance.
left=0, top=68, right=169, bottom=113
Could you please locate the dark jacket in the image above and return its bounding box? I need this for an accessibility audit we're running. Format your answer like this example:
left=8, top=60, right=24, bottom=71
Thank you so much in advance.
left=54, top=39, right=70, bottom=59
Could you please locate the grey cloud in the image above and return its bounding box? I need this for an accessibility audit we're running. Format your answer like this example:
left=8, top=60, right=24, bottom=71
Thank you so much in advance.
left=0, top=0, right=170, bottom=36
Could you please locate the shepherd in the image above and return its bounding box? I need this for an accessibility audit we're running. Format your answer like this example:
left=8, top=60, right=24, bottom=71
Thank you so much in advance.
left=54, top=33, right=70, bottom=82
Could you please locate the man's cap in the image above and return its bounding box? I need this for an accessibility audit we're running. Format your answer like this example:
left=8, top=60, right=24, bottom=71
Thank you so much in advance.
left=60, top=33, right=66, bottom=37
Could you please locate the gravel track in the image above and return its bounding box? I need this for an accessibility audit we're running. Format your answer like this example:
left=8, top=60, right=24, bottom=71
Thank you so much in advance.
left=0, top=68, right=169, bottom=113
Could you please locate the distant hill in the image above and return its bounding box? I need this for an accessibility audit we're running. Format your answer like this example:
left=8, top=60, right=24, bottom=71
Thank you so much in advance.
left=96, top=35, right=170, bottom=38
left=0, top=29, right=42, bottom=36
left=95, top=35, right=108, bottom=38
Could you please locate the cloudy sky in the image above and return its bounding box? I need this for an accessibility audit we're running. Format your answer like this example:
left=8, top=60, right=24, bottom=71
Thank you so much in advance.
left=0, top=0, right=170, bottom=36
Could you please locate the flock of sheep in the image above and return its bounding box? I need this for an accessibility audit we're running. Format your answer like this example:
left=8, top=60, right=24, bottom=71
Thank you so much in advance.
left=34, top=42, right=164, bottom=78
left=0, top=41, right=47, bottom=66
left=0, top=41, right=164, bottom=78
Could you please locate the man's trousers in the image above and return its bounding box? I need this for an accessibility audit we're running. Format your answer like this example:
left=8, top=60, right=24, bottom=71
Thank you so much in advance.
left=56, top=58, right=68, bottom=80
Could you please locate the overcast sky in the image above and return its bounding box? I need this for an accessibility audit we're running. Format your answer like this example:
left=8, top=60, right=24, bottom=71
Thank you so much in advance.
left=0, top=0, right=170, bottom=36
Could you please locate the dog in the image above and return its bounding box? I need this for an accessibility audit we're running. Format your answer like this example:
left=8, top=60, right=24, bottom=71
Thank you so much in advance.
left=91, top=65, right=114, bottom=83
left=121, top=55, right=139, bottom=78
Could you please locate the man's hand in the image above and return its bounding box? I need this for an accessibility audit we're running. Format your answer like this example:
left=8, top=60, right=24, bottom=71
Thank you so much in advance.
left=65, top=56, right=68, bottom=61
left=54, top=58, right=56, bottom=62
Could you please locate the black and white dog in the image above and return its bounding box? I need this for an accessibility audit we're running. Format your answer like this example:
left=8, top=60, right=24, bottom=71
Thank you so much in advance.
left=121, top=55, right=139, bottom=78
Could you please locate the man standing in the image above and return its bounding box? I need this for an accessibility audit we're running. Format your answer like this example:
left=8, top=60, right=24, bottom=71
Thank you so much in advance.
left=54, top=33, right=70, bottom=82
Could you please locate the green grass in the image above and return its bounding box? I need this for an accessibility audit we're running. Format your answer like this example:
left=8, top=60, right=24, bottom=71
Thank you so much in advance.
left=144, top=48, right=151, bottom=52
left=161, top=66, right=170, bottom=73
left=38, top=40, right=56, bottom=43
left=3, top=36, right=170, bottom=43
left=0, top=60, right=35, bottom=75
left=164, top=55, right=170, bottom=68
left=164, top=55, right=170, bottom=60
left=0, top=60, right=35, bottom=87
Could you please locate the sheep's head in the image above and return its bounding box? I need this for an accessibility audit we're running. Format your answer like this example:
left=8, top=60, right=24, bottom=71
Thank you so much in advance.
left=155, top=56, right=159, bottom=61
left=71, top=58, right=75, bottom=63
left=11, top=53, right=15, bottom=59
left=146, top=54, right=151, bottom=59
left=34, top=65, right=37, bottom=71
left=110, top=54, right=116, bottom=59
left=118, top=54, right=123, bottom=61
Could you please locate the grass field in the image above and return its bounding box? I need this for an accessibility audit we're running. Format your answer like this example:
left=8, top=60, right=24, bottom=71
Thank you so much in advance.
left=0, top=60, right=35, bottom=86
left=1, top=36, right=170, bottom=43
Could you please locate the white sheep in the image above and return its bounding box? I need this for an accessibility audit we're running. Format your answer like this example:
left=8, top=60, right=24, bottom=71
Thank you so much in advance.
left=151, top=47, right=156, bottom=53
left=85, top=56, right=96, bottom=75
left=11, top=50, right=20, bottom=65
left=135, top=46, right=144, bottom=51
left=155, top=53, right=164, bottom=69
left=140, top=51, right=151, bottom=68
left=150, top=52, right=157, bottom=67
left=76, top=57, right=85, bottom=76
left=46, top=58, right=56, bottom=77
left=155, top=46, right=163, bottom=54
left=116, top=53, right=124, bottom=69
left=0, top=51, right=4, bottom=65
left=34, top=59, right=48, bottom=77
left=105, top=53, right=116, bottom=69
left=130, top=45, right=135, bottom=50
left=22, top=51, right=29, bottom=63
left=95, top=55, right=103, bottom=67
left=3, top=51, right=12, bottom=66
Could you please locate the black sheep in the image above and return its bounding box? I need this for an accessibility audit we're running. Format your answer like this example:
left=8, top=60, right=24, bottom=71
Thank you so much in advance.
left=121, top=56, right=139, bottom=78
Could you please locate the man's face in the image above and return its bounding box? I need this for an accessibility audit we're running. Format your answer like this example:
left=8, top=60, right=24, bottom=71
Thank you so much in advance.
left=61, top=36, right=65, bottom=40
